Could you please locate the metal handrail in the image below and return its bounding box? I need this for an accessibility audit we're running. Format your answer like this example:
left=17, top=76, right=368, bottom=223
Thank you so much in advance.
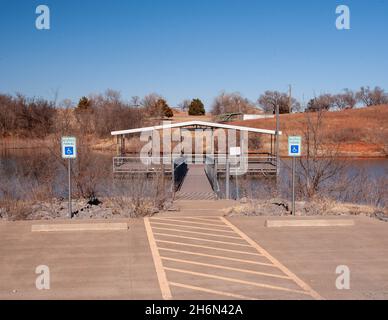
left=113, top=154, right=277, bottom=173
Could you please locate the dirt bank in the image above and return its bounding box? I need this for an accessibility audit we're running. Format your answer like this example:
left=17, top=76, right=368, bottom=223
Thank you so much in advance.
left=232, top=105, right=388, bottom=158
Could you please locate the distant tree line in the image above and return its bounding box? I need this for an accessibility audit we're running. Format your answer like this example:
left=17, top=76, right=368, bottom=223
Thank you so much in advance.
left=0, top=94, right=56, bottom=138
left=209, top=86, right=388, bottom=116
left=1, top=86, right=387, bottom=138
left=0, top=90, right=204, bottom=139
left=0, top=90, right=154, bottom=138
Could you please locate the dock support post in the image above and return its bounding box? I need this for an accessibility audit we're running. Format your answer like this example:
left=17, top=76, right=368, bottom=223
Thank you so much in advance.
left=226, top=157, right=230, bottom=200
left=214, top=158, right=218, bottom=193
left=275, top=104, right=280, bottom=178
left=171, top=159, right=175, bottom=196
left=116, top=135, right=120, bottom=156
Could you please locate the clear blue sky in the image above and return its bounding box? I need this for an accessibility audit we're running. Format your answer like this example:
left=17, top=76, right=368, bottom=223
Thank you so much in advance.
left=1, top=0, right=388, bottom=109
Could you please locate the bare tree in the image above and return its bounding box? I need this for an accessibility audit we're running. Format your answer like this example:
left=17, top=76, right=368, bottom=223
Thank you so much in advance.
left=332, top=89, right=357, bottom=110
left=305, top=94, right=335, bottom=112
left=297, top=110, right=347, bottom=198
left=258, top=91, right=300, bottom=114
left=0, top=94, right=56, bottom=138
left=141, top=93, right=167, bottom=118
left=356, top=86, right=388, bottom=106
left=130, top=96, right=141, bottom=107
left=211, top=92, right=257, bottom=115
left=178, top=99, right=191, bottom=112
left=90, top=91, right=145, bottom=137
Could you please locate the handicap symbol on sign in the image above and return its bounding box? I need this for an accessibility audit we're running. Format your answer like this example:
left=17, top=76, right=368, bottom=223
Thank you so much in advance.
left=291, top=145, right=299, bottom=154
left=65, top=146, right=74, bottom=155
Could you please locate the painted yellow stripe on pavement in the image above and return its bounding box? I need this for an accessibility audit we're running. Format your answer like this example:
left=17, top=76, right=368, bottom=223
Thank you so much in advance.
left=220, top=217, right=324, bottom=300
left=182, top=217, right=225, bottom=223
left=154, top=233, right=251, bottom=247
left=151, top=217, right=230, bottom=228
left=150, top=222, right=236, bottom=233
left=144, top=218, right=172, bottom=300
left=158, top=247, right=275, bottom=267
left=165, top=267, right=309, bottom=296
left=169, top=282, right=257, bottom=300
left=156, top=240, right=262, bottom=256
left=156, top=215, right=221, bottom=217
left=152, top=226, right=243, bottom=240
left=161, top=256, right=290, bottom=279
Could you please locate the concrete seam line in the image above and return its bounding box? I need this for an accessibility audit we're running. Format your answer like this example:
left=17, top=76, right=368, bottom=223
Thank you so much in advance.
left=169, top=282, right=258, bottom=300
left=220, top=217, right=324, bottom=300
left=144, top=217, right=172, bottom=300
left=165, top=267, right=308, bottom=295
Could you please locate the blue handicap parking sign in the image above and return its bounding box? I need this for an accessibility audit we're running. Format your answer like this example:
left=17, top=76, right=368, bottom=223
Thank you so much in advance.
left=65, top=146, right=74, bottom=155
left=291, top=145, right=299, bottom=154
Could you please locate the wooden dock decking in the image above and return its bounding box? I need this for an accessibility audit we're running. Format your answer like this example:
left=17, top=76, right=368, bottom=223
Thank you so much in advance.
left=175, top=165, right=216, bottom=200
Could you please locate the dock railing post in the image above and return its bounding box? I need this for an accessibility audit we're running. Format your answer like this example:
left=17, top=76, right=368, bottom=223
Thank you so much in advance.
left=214, top=156, right=218, bottom=193
left=171, top=158, right=175, bottom=196
left=226, top=157, right=230, bottom=200
left=275, top=104, right=280, bottom=177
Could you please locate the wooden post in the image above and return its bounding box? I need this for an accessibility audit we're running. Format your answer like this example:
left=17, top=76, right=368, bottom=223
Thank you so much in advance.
left=116, top=135, right=120, bottom=156
left=121, top=135, right=125, bottom=156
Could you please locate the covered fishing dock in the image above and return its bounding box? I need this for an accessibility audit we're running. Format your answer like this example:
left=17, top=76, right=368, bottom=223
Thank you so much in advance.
left=111, top=120, right=281, bottom=199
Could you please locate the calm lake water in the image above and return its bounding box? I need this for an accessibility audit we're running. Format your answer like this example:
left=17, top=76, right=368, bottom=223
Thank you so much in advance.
left=1, top=148, right=387, bottom=206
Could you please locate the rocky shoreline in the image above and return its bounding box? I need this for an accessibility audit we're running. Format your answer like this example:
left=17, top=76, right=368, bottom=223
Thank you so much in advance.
left=0, top=197, right=174, bottom=221
left=224, top=198, right=388, bottom=222
left=0, top=196, right=387, bottom=222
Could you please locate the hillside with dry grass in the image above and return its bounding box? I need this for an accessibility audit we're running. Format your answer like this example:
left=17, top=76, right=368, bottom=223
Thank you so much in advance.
left=231, top=105, right=388, bottom=157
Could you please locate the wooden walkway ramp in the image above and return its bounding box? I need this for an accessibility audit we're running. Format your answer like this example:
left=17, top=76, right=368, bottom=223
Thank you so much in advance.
left=175, top=165, right=216, bottom=200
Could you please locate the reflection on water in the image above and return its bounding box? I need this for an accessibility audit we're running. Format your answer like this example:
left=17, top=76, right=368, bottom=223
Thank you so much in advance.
left=219, top=158, right=388, bottom=207
left=1, top=148, right=387, bottom=207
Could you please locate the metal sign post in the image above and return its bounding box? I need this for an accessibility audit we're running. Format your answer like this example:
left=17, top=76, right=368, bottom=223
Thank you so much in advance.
left=291, top=157, right=296, bottom=215
left=288, top=136, right=301, bottom=215
left=61, top=137, right=77, bottom=218
left=68, top=158, right=72, bottom=216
